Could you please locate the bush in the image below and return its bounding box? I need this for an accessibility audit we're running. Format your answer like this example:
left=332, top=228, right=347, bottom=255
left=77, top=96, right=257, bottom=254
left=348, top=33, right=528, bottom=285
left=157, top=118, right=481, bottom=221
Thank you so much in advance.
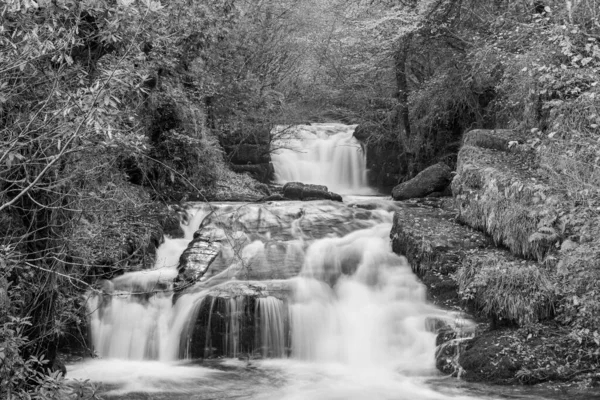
left=0, top=317, right=100, bottom=400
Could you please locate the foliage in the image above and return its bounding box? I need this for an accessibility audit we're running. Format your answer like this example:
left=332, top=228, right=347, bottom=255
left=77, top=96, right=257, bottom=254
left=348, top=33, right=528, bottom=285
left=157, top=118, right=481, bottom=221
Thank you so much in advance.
left=1, top=316, right=100, bottom=399
left=0, top=0, right=308, bottom=392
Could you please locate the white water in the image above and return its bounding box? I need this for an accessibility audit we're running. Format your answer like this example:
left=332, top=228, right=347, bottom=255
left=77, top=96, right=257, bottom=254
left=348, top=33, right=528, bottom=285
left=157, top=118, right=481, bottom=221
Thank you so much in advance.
left=271, top=123, right=372, bottom=194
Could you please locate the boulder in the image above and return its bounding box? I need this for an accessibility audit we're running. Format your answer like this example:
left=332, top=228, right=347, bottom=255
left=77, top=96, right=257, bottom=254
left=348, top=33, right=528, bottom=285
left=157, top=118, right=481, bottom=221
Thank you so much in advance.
left=392, top=162, right=452, bottom=200
left=301, top=184, right=330, bottom=199
left=282, top=182, right=342, bottom=202
left=281, top=182, right=300, bottom=198
left=328, top=192, right=343, bottom=202
left=353, top=122, right=374, bottom=142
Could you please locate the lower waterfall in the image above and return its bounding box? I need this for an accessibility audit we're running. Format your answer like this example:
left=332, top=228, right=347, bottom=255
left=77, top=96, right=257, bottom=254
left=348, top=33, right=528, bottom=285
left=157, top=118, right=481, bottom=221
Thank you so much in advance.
left=72, top=199, right=485, bottom=399
left=85, top=205, right=451, bottom=366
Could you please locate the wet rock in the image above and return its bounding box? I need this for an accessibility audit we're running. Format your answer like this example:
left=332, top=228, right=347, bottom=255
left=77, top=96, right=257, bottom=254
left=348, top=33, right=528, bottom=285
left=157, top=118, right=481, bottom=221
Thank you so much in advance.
left=459, top=331, right=522, bottom=383
left=282, top=182, right=342, bottom=202
left=390, top=200, right=490, bottom=309
left=206, top=280, right=292, bottom=300
left=329, top=192, right=343, bottom=202
left=425, top=317, right=450, bottom=333
left=176, top=232, right=222, bottom=291
left=261, top=194, right=287, bottom=202
left=349, top=202, right=379, bottom=210
left=204, top=240, right=305, bottom=282
left=392, top=162, right=452, bottom=200
left=301, top=184, right=330, bottom=199
left=282, top=182, right=305, bottom=199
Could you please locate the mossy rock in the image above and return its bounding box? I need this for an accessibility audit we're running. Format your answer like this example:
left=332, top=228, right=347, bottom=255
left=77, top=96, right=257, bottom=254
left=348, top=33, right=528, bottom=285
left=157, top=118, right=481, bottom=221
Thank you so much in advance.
left=453, top=145, right=566, bottom=262
left=392, top=162, right=452, bottom=200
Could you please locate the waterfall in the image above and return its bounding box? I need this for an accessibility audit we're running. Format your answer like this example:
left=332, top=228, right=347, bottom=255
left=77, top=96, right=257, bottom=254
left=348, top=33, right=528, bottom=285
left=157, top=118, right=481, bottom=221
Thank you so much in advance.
left=86, top=204, right=458, bottom=369
left=75, top=126, right=480, bottom=399
left=271, top=123, right=372, bottom=194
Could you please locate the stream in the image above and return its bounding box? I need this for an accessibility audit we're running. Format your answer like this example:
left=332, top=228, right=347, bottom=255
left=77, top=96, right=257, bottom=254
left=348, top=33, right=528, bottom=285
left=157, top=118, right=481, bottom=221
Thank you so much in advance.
left=67, top=124, right=594, bottom=400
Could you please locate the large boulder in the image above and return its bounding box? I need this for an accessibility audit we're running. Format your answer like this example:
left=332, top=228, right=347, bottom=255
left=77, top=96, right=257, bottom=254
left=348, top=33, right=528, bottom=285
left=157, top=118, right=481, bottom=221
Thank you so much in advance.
left=282, top=182, right=342, bottom=202
left=392, top=162, right=452, bottom=200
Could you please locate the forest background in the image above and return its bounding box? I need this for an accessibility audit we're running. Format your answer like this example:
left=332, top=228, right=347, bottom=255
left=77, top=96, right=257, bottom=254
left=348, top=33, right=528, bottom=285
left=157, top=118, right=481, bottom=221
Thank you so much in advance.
left=1, top=0, right=600, bottom=397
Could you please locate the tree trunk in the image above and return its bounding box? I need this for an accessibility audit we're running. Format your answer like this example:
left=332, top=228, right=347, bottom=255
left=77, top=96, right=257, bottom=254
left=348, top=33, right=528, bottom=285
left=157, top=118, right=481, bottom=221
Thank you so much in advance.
left=394, top=35, right=412, bottom=140
left=394, top=34, right=414, bottom=177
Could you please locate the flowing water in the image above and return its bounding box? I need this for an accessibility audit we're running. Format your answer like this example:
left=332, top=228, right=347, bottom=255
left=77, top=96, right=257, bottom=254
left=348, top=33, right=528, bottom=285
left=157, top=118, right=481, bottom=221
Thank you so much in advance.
left=271, top=123, right=372, bottom=194
left=68, top=124, right=588, bottom=399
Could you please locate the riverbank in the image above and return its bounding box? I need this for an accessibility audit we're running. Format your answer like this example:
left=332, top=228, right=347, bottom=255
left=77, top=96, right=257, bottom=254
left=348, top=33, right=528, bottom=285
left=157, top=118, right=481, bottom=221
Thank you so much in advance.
left=390, top=128, right=600, bottom=388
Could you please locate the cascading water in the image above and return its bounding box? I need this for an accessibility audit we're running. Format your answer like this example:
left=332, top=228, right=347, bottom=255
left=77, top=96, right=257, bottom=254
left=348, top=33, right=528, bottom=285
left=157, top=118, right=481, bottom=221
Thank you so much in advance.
left=69, top=124, right=549, bottom=400
left=271, top=123, right=372, bottom=194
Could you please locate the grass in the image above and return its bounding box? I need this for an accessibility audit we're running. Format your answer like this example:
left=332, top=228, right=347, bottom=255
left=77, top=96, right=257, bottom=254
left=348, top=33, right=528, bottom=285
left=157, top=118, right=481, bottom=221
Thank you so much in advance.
left=458, top=253, right=556, bottom=326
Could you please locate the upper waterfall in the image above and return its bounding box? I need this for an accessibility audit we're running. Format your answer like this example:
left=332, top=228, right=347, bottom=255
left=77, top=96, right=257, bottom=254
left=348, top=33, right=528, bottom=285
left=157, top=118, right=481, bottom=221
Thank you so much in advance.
left=271, top=123, right=372, bottom=194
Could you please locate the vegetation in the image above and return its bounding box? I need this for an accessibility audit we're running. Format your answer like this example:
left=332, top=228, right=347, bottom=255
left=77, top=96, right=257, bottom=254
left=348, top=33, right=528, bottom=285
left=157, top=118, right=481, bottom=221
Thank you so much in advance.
left=0, top=0, right=307, bottom=397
